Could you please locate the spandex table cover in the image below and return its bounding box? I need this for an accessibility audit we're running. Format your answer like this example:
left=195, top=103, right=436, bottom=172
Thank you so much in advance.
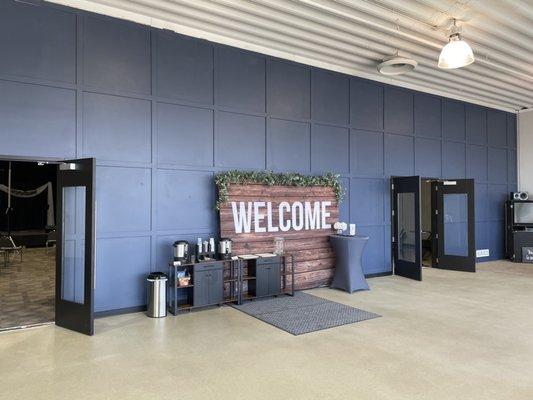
left=330, top=235, right=370, bottom=293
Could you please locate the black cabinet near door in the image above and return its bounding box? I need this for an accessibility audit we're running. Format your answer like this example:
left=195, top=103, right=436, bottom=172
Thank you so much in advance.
left=168, top=256, right=293, bottom=314
left=193, top=263, right=224, bottom=307
left=169, top=259, right=240, bottom=315
left=248, top=257, right=281, bottom=298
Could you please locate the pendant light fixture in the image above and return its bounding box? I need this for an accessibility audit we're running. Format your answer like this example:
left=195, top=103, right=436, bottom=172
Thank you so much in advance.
left=438, top=19, right=475, bottom=69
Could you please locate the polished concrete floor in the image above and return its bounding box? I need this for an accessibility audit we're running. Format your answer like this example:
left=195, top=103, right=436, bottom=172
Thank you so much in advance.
left=1, top=260, right=532, bottom=400
left=0, top=247, right=55, bottom=331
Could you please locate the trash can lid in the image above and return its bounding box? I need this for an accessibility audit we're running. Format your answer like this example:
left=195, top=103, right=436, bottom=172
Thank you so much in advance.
left=147, top=272, right=168, bottom=281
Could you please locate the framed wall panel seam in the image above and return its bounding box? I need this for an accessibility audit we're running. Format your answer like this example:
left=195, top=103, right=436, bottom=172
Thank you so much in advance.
left=156, top=228, right=215, bottom=235
left=263, top=56, right=267, bottom=115
left=464, top=102, right=468, bottom=178
left=440, top=102, right=444, bottom=179
left=96, top=232, right=153, bottom=239
left=0, top=75, right=77, bottom=91
left=486, top=111, right=490, bottom=191
left=150, top=28, right=158, bottom=273
left=309, top=67, right=313, bottom=174
left=412, top=89, right=416, bottom=175
left=95, top=161, right=152, bottom=168
left=347, top=74, right=352, bottom=177
left=211, top=43, right=216, bottom=168
left=94, top=163, right=152, bottom=170
left=81, top=87, right=153, bottom=102
left=76, top=12, right=83, bottom=159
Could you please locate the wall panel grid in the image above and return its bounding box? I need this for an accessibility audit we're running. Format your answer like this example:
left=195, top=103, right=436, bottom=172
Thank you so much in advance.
left=0, top=1, right=516, bottom=311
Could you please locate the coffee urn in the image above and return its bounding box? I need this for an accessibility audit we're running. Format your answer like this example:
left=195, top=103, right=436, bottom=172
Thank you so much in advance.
left=218, top=238, right=232, bottom=260
left=173, top=240, right=189, bottom=262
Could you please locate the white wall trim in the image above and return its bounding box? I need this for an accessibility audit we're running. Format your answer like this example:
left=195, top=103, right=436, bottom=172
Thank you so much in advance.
left=518, top=108, right=533, bottom=189
left=517, top=112, right=521, bottom=189
left=518, top=110, right=533, bottom=193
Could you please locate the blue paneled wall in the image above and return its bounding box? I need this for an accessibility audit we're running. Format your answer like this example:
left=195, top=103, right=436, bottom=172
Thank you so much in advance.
left=0, top=1, right=517, bottom=312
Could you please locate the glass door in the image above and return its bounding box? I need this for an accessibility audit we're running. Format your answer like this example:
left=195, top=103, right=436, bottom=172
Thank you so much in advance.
left=55, top=158, right=95, bottom=335
left=435, top=179, right=475, bottom=272
left=391, top=176, right=422, bottom=281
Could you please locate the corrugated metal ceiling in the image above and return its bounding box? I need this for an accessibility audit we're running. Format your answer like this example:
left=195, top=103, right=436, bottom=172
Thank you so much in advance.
left=49, top=0, right=533, bottom=112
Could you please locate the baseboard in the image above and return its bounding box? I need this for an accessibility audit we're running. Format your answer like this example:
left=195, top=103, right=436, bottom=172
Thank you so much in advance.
left=477, top=256, right=504, bottom=263
left=96, top=271, right=393, bottom=318
left=95, top=305, right=146, bottom=318
left=365, top=271, right=392, bottom=278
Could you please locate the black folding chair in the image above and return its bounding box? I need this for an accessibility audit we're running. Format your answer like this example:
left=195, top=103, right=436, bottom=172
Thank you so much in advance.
left=46, top=230, right=57, bottom=255
left=0, top=235, right=23, bottom=268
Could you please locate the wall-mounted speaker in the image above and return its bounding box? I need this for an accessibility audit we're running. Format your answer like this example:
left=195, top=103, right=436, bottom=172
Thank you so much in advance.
left=511, top=191, right=529, bottom=201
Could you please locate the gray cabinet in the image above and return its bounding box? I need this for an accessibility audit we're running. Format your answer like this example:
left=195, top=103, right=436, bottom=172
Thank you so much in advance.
left=249, top=257, right=281, bottom=297
left=193, top=263, right=224, bottom=307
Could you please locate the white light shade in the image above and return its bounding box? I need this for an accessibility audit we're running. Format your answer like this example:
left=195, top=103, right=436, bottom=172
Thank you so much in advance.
left=438, top=36, right=474, bottom=69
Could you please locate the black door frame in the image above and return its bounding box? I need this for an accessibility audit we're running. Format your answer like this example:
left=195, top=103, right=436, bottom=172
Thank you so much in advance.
left=433, top=179, right=476, bottom=273
left=430, top=180, right=439, bottom=268
left=55, top=158, right=96, bottom=335
left=391, top=176, right=422, bottom=281
left=419, top=177, right=439, bottom=267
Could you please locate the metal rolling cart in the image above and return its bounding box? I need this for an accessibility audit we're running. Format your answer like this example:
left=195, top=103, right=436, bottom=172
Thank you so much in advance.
left=168, top=254, right=295, bottom=314
left=238, top=253, right=295, bottom=303
left=168, top=258, right=240, bottom=315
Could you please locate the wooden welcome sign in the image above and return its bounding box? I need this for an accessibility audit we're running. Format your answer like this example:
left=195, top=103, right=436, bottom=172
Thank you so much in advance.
left=217, top=172, right=341, bottom=290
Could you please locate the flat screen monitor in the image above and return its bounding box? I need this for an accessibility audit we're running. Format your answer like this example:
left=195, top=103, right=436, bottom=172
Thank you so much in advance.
left=514, top=202, right=533, bottom=224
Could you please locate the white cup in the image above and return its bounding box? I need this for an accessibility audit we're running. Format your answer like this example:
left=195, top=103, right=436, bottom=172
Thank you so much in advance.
left=349, top=224, right=356, bottom=236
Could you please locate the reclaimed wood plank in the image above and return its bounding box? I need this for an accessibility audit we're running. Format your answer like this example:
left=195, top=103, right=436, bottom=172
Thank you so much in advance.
left=219, top=183, right=340, bottom=290
left=227, top=185, right=335, bottom=197
left=220, top=229, right=336, bottom=242
left=232, top=237, right=331, bottom=253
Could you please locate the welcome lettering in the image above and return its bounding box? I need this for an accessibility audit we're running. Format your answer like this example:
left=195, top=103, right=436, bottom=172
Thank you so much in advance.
left=231, top=201, right=331, bottom=234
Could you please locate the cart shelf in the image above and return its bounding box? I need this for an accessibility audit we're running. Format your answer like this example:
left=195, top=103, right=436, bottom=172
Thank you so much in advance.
left=168, top=254, right=295, bottom=315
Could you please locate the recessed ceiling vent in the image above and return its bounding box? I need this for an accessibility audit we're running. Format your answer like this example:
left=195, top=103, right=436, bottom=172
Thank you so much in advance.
left=377, top=56, right=418, bottom=75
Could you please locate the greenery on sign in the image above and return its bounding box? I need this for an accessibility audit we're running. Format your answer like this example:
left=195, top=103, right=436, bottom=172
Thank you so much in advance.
left=214, top=170, right=345, bottom=210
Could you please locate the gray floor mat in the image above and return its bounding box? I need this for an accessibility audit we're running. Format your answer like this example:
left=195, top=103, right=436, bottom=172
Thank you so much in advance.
left=232, top=292, right=380, bottom=335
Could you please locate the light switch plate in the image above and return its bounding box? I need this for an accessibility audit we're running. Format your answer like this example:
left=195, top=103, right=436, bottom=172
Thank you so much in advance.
left=476, top=249, right=490, bottom=258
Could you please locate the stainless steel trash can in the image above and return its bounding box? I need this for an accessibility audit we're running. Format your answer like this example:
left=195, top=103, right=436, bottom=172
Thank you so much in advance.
left=147, top=272, right=167, bottom=318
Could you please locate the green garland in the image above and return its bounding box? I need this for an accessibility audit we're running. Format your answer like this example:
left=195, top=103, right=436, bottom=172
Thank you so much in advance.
left=214, top=170, right=345, bottom=210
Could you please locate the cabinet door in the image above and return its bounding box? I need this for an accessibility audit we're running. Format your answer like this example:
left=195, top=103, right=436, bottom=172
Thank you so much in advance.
left=193, top=270, right=210, bottom=307
left=208, top=268, right=224, bottom=305
left=255, top=265, right=270, bottom=297
left=267, top=264, right=281, bottom=295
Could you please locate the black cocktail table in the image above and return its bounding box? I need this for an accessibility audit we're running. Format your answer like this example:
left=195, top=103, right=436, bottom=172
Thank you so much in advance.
left=330, top=235, right=370, bottom=293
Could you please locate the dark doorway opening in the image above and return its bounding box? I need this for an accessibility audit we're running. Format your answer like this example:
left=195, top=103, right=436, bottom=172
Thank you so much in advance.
left=421, top=178, right=435, bottom=268
left=0, top=160, right=57, bottom=331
